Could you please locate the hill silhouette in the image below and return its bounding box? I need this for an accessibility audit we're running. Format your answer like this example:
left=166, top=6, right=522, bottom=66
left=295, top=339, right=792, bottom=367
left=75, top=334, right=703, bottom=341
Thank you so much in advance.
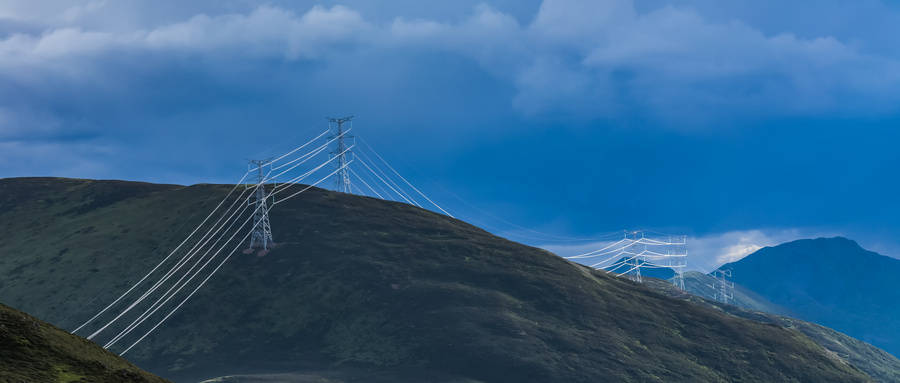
left=0, top=177, right=876, bottom=382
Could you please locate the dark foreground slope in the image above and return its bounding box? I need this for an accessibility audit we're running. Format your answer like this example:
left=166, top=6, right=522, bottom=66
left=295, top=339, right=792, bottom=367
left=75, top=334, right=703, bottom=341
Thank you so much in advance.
left=0, top=302, right=169, bottom=383
left=0, top=178, right=874, bottom=382
left=718, top=237, right=900, bottom=357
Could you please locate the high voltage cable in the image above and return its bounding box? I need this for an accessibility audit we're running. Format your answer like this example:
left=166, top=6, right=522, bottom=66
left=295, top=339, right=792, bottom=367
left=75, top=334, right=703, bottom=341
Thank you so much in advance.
left=269, top=128, right=330, bottom=165
left=272, top=146, right=353, bottom=198
left=88, top=147, right=296, bottom=341
left=353, top=163, right=392, bottom=199
left=435, top=185, right=627, bottom=244
left=355, top=156, right=416, bottom=205
left=72, top=170, right=252, bottom=335
left=81, top=126, right=433, bottom=354
left=87, top=185, right=255, bottom=341
left=119, top=158, right=350, bottom=355
left=358, top=137, right=453, bottom=217
left=349, top=167, right=384, bottom=199
left=565, top=238, right=635, bottom=259
left=274, top=159, right=354, bottom=204
left=81, top=136, right=331, bottom=345
left=103, top=190, right=257, bottom=347
left=355, top=150, right=419, bottom=206
left=74, top=130, right=332, bottom=336
left=270, top=129, right=351, bottom=176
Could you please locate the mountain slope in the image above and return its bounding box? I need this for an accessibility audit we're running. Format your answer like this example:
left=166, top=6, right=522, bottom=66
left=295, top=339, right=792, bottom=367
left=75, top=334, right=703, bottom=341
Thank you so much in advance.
left=0, top=177, right=875, bottom=382
left=681, top=271, right=792, bottom=316
left=644, top=276, right=900, bottom=383
left=718, top=237, right=900, bottom=357
left=0, top=301, right=169, bottom=383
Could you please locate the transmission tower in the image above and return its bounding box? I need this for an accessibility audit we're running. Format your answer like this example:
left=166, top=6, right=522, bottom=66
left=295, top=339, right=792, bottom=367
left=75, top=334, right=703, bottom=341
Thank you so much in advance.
left=672, top=264, right=686, bottom=290
left=713, top=269, right=734, bottom=304
left=248, top=159, right=274, bottom=251
left=668, top=235, right=687, bottom=290
left=628, top=231, right=645, bottom=283
left=611, top=231, right=687, bottom=289
left=328, top=116, right=354, bottom=193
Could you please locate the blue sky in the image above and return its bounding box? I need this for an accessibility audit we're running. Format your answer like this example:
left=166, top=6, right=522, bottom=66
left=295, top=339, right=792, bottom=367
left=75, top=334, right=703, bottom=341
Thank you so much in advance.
left=3, top=0, right=900, bottom=270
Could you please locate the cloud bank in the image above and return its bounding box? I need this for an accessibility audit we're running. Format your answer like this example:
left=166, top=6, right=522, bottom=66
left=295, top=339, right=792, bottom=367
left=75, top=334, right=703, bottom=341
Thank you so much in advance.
left=3, top=0, right=900, bottom=132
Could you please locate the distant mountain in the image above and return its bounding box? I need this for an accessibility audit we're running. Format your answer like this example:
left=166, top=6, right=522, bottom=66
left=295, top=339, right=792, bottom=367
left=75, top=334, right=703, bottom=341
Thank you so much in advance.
left=718, top=237, right=900, bottom=358
left=0, top=301, right=168, bottom=383
left=0, top=178, right=876, bottom=382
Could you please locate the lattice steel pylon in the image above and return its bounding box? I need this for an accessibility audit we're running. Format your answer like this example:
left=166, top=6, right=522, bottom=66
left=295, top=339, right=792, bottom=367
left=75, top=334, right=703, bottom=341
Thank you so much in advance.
left=617, top=230, right=687, bottom=289
left=668, top=235, right=687, bottom=290
left=628, top=231, right=645, bottom=283
left=713, top=269, right=734, bottom=304
left=328, top=116, right=354, bottom=193
left=248, top=159, right=274, bottom=250
left=672, top=262, right=686, bottom=290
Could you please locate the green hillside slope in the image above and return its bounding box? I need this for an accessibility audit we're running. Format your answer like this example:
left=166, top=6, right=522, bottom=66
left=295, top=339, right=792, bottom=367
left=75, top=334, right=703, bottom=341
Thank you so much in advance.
left=0, top=177, right=875, bottom=382
left=681, top=271, right=792, bottom=316
left=0, top=301, right=169, bottom=383
left=645, top=277, right=900, bottom=383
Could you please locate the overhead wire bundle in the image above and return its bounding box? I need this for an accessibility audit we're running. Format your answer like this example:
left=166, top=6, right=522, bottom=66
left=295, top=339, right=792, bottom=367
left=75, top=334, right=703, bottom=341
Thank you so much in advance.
left=72, top=128, right=356, bottom=355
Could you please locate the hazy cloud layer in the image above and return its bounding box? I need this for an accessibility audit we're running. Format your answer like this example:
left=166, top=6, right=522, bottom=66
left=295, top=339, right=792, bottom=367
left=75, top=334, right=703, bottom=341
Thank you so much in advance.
left=3, top=0, right=900, bottom=128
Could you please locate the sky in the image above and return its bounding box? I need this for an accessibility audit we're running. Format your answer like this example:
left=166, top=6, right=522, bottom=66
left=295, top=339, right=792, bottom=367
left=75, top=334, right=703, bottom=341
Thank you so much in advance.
left=2, top=0, right=900, bottom=271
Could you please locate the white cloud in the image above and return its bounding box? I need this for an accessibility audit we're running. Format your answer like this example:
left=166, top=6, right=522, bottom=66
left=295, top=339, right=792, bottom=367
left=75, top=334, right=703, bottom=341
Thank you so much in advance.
left=2, top=0, right=900, bottom=123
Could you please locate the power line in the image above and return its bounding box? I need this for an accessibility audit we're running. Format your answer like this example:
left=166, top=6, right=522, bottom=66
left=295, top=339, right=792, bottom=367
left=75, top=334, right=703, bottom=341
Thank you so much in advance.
left=72, top=171, right=252, bottom=335
left=357, top=136, right=453, bottom=217
left=80, top=135, right=333, bottom=349
left=572, top=230, right=687, bottom=290
left=355, top=149, right=420, bottom=206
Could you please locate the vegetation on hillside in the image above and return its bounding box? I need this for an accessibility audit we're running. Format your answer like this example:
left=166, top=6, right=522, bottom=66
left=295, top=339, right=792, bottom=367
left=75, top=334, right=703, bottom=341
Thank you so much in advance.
left=0, top=177, right=877, bottom=382
left=0, top=302, right=169, bottom=383
left=645, top=276, right=900, bottom=383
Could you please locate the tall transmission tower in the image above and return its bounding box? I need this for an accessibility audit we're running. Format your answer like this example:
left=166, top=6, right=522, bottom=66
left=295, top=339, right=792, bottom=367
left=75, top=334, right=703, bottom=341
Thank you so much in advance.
left=328, top=116, right=354, bottom=193
left=713, top=269, right=734, bottom=304
left=672, top=262, right=686, bottom=290
left=669, top=235, right=687, bottom=290
left=612, top=230, right=686, bottom=289
left=627, top=231, right=645, bottom=283
left=248, top=159, right=274, bottom=251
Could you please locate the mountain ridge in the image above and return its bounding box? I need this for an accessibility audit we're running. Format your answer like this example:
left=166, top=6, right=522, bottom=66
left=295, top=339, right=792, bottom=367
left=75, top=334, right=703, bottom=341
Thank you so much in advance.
left=0, top=177, right=878, bottom=382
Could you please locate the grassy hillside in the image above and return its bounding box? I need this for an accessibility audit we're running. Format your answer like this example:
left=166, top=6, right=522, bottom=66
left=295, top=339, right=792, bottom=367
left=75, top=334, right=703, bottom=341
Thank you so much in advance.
left=0, top=177, right=876, bottom=382
left=0, top=301, right=169, bottom=383
left=680, top=271, right=793, bottom=316
left=718, top=237, right=900, bottom=357
left=645, top=277, right=900, bottom=383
